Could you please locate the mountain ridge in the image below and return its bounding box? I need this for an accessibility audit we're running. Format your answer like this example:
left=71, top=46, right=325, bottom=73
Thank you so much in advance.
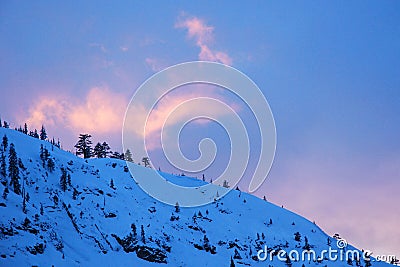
left=0, top=127, right=394, bottom=266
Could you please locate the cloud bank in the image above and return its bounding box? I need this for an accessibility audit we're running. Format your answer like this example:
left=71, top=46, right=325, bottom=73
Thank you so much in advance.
left=23, top=87, right=127, bottom=137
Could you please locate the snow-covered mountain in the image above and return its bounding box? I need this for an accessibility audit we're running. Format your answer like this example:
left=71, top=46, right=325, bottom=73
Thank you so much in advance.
left=0, top=127, right=394, bottom=266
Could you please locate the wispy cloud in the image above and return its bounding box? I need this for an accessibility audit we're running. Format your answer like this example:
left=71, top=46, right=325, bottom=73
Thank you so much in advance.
left=175, top=14, right=232, bottom=65
left=145, top=57, right=165, bottom=72
left=89, top=43, right=107, bottom=53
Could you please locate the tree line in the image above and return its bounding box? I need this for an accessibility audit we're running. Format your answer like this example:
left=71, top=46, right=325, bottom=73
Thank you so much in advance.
left=1, top=135, right=21, bottom=195
left=0, top=118, right=138, bottom=164
left=74, top=133, right=134, bottom=162
left=73, top=133, right=153, bottom=167
left=0, top=118, right=60, bottom=148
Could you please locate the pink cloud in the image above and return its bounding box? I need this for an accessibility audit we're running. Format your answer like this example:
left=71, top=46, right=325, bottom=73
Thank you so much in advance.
left=24, top=96, right=69, bottom=129
left=24, top=87, right=127, bottom=138
left=69, top=87, right=127, bottom=134
left=175, top=14, right=232, bottom=65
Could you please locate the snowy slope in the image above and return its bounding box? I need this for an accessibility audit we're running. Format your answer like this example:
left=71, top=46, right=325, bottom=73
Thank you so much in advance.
left=0, top=128, right=393, bottom=267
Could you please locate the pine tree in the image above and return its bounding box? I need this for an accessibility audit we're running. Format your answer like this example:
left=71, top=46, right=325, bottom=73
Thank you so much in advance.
left=102, top=142, right=110, bottom=157
left=8, top=143, right=21, bottom=195
left=33, top=129, right=39, bottom=139
left=93, top=142, right=110, bottom=158
left=60, top=168, right=68, bottom=191
left=74, top=134, right=92, bottom=159
left=67, top=173, right=71, bottom=186
left=303, top=236, right=311, bottom=250
left=40, top=145, right=44, bottom=166
left=22, top=194, right=27, bottom=213
left=40, top=125, right=47, bottom=140
left=53, top=194, right=59, bottom=206
left=94, top=142, right=104, bottom=158
left=230, top=256, right=236, bottom=267
left=72, top=188, right=78, bottom=200
left=2, top=187, right=9, bottom=199
left=18, top=158, right=25, bottom=172
left=131, top=223, right=137, bottom=238
left=40, top=146, right=50, bottom=168
left=294, top=232, right=301, bottom=242
left=141, top=225, right=145, bottom=243
left=23, top=123, right=28, bottom=135
left=125, top=149, right=133, bottom=162
left=203, top=234, right=210, bottom=248
left=2, top=135, right=8, bottom=151
left=142, top=157, right=150, bottom=167
left=0, top=151, right=6, bottom=180
left=44, top=148, right=50, bottom=161
left=47, top=158, right=55, bottom=172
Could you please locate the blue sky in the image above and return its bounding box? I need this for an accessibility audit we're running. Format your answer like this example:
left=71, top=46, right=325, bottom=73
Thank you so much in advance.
left=1, top=1, right=399, bottom=258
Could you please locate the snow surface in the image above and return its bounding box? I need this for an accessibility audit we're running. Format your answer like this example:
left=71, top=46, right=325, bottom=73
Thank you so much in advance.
left=0, top=128, right=393, bottom=266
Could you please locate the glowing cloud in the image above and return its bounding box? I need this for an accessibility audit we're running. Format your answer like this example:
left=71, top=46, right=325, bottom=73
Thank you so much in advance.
left=69, top=87, right=127, bottom=134
left=175, top=14, right=232, bottom=65
left=24, top=87, right=127, bottom=137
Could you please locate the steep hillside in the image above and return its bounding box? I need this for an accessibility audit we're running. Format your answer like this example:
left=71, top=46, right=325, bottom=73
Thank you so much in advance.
left=0, top=128, right=393, bottom=266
